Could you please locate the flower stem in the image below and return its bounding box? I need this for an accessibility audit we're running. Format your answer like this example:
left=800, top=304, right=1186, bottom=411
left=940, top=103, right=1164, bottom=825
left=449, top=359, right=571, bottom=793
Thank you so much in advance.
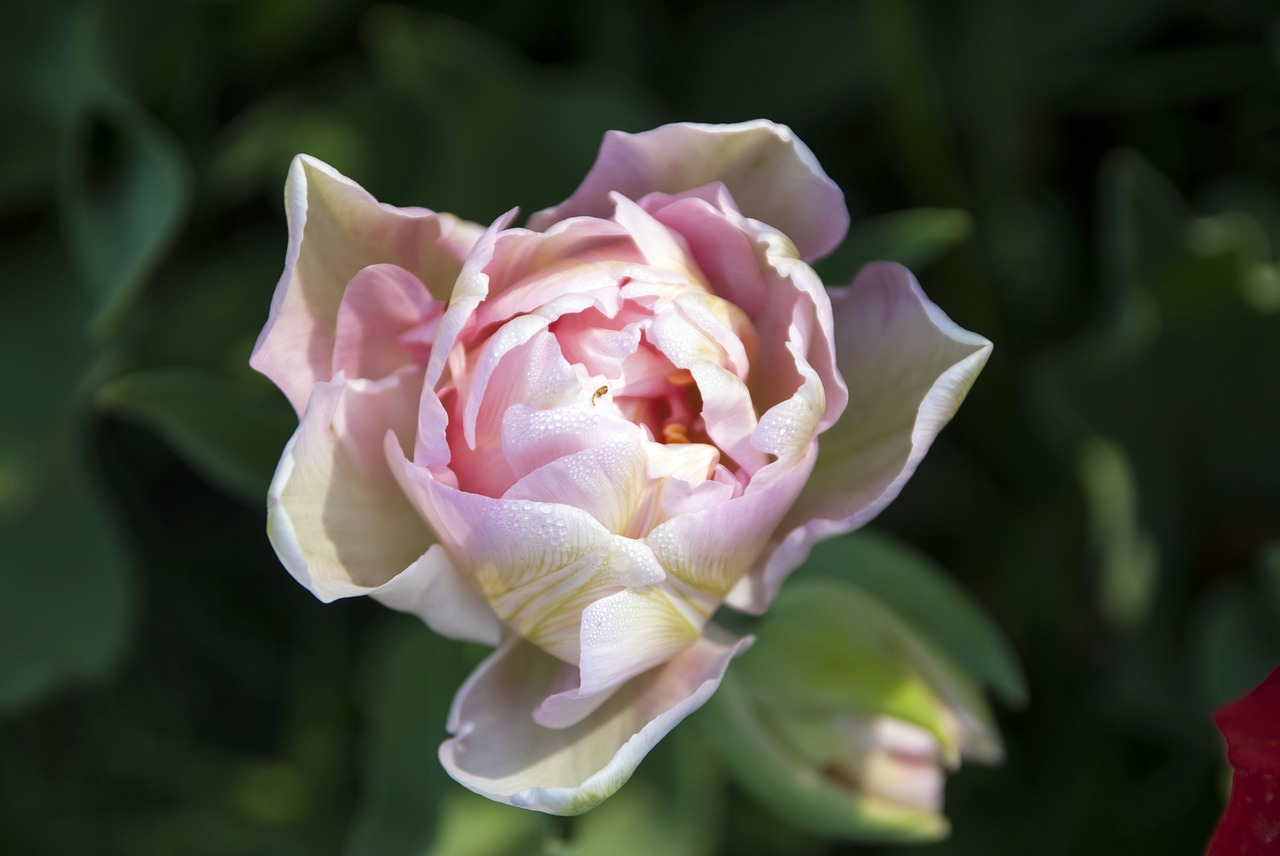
left=541, top=813, right=574, bottom=854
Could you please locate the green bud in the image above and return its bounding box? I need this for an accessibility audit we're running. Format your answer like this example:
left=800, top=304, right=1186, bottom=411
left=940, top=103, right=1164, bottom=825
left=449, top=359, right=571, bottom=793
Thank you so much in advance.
left=703, top=578, right=1005, bottom=842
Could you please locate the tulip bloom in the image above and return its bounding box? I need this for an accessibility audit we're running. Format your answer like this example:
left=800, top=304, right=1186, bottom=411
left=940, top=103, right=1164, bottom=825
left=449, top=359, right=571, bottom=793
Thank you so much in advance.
left=252, top=121, right=991, bottom=814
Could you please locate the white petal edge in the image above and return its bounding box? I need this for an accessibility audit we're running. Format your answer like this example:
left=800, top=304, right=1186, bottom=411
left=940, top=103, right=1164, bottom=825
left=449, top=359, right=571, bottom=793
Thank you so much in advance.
left=440, top=626, right=753, bottom=815
left=265, top=372, right=502, bottom=645
left=727, top=262, right=992, bottom=614
left=251, top=155, right=481, bottom=413
left=528, top=121, right=848, bottom=262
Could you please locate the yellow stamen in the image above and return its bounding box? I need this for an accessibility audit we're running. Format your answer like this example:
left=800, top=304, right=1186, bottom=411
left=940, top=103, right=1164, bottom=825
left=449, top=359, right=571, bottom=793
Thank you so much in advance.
left=666, top=370, right=695, bottom=386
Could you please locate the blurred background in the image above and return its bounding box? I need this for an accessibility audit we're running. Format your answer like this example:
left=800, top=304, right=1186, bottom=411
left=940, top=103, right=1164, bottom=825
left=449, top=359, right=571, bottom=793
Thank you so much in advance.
left=2, top=0, right=1279, bottom=853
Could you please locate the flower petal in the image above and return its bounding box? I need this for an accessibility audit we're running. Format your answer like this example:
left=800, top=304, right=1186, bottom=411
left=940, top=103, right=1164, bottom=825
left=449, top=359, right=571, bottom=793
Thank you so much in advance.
left=645, top=443, right=816, bottom=602
left=739, top=215, right=846, bottom=432
left=728, top=262, right=991, bottom=614
left=267, top=368, right=430, bottom=600
left=440, top=627, right=753, bottom=815
left=332, top=264, right=442, bottom=380
left=453, top=329, right=583, bottom=495
left=650, top=194, right=846, bottom=431
left=391, top=445, right=667, bottom=664
left=371, top=545, right=503, bottom=646
left=251, top=155, right=481, bottom=413
left=503, top=434, right=648, bottom=537
left=576, top=586, right=703, bottom=693
left=426, top=209, right=518, bottom=389
left=499, top=403, right=638, bottom=484
left=528, top=121, right=848, bottom=262
left=474, top=218, right=639, bottom=328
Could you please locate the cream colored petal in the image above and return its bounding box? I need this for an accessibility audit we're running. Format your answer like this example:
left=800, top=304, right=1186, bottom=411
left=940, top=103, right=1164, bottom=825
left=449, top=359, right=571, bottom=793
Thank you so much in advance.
left=645, top=444, right=815, bottom=602
left=390, top=446, right=667, bottom=664
left=267, top=369, right=429, bottom=600
left=440, top=628, right=753, bottom=815
left=252, top=155, right=481, bottom=413
left=503, top=434, right=648, bottom=537
left=370, top=545, right=502, bottom=646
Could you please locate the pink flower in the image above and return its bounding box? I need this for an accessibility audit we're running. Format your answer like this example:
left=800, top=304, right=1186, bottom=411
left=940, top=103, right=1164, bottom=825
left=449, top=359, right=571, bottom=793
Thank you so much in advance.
left=251, top=120, right=991, bottom=814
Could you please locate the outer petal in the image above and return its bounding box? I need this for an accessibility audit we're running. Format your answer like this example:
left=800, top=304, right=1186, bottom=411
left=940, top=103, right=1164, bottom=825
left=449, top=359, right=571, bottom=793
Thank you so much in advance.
left=266, top=370, right=501, bottom=644
left=528, top=121, right=848, bottom=262
left=267, top=369, right=428, bottom=597
left=728, top=262, right=992, bottom=613
left=372, top=546, right=503, bottom=646
left=251, top=155, right=482, bottom=413
left=440, top=627, right=753, bottom=815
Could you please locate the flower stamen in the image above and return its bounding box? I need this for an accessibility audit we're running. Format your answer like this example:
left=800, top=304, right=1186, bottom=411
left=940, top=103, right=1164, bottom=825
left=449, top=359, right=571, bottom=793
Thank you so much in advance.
left=662, top=422, right=690, bottom=444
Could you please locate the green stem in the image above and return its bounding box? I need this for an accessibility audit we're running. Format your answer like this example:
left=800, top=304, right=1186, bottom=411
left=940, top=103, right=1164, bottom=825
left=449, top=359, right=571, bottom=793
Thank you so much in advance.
left=540, top=813, right=574, bottom=854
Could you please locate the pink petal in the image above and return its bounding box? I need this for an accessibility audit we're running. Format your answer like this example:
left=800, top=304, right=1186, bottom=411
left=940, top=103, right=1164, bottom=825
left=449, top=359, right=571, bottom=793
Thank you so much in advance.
left=252, top=155, right=481, bottom=413
left=371, top=545, right=503, bottom=646
left=331, top=264, right=442, bottom=380
left=473, top=219, right=640, bottom=329
left=503, top=434, right=649, bottom=537
left=688, top=362, right=768, bottom=475
left=647, top=190, right=772, bottom=318
left=390, top=444, right=667, bottom=664
left=609, top=193, right=707, bottom=285
left=1207, top=664, right=1280, bottom=855
left=575, top=586, right=703, bottom=694
left=528, top=121, right=848, bottom=262
left=461, top=327, right=582, bottom=462
left=650, top=193, right=846, bottom=432
left=645, top=443, right=816, bottom=603
left=426, top=209, right=518, bottom=389
left=499, top=403, right=640, bottom=485
left=728, top=262, right=991, bottom=614
left=642, top=441, right=736, bottom=523
left=735, top=214, right=846, bottom=432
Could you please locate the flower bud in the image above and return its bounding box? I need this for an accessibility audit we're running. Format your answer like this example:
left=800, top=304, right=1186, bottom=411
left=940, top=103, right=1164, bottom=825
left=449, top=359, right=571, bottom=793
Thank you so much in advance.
left=705, top=578, right=1003, bottom=842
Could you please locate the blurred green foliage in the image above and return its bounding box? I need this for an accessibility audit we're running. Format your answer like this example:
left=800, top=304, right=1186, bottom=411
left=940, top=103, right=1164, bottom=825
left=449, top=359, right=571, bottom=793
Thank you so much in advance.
left=1, top=0, right=1277, bottom=853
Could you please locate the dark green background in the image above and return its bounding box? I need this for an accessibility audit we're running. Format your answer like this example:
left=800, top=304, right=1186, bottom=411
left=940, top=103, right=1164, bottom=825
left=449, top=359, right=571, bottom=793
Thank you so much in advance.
left=3, top=0, right=1278, bottom=853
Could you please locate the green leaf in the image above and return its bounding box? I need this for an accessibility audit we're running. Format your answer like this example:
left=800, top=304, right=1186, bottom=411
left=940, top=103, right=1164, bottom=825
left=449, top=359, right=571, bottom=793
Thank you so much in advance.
left=96, top=367, right=295, bottom=507
left=59, top=103, right=189, bottom=338
left=0, top=236, right=136, bottom=715
left=0, top=461, right=136, bottom=715
left=801, top=530, right=1026, bottom=707
left=560, top=725, right=723, bottom=856
left=421, top=792, right=542, bottom=856
left=1077, top=438, right=1160, bottom=629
